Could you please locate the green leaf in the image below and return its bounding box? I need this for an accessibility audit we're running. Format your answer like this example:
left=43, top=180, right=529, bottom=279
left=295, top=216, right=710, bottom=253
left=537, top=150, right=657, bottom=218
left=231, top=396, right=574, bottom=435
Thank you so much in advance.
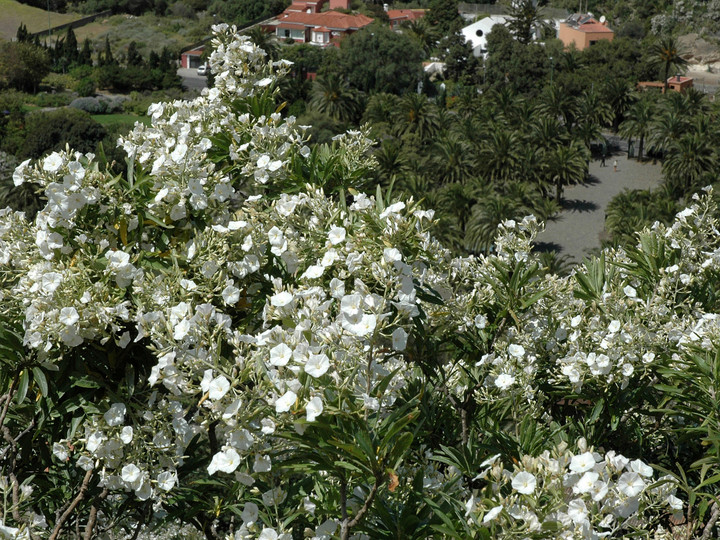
left=15, top=369, right=29, bottom=404
left=32, top=367, right=48, bottom=397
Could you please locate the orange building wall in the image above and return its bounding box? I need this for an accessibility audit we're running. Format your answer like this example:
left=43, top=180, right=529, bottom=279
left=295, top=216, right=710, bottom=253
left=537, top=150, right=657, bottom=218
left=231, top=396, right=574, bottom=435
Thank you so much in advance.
left=558, top=24, right=613, bottom=51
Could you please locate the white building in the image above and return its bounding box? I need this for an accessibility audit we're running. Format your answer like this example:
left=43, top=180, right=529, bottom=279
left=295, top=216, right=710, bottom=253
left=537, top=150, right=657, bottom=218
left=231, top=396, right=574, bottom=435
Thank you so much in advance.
left=461, top=16, right=510, bottom=57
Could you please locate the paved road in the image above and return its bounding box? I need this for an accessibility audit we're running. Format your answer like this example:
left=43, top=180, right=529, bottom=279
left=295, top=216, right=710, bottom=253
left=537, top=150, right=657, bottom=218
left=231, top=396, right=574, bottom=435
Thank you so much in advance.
left=534, top=137, right=664, bottom=264
left=178, top=68, right=207, bottom=91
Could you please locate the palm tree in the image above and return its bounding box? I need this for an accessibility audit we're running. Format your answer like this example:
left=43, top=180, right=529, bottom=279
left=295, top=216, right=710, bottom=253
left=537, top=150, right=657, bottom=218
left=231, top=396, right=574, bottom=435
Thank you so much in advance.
left=648, top=109, right=688, bottom=155
left=537, top=84, right=576, bottom=127
left=374, top=139, right=409, bottom=188
left=542, top=141, right=587, bottom=203
left=619, top=96, right=655, bottom=160
left=601, top=78, right=636, bottom=132
left=245, top=26, right=279, bottom=60
left=404, top=18, right=439, bottom=56
left=427, top=134, right=477, bottom=184
left=648, top=36, right=689, bottom=92
left=663, top=132, right=717, bottom=194
left=392, top=93, right=440, bottom=142
left=479, top=128, right=521, bottom=182
left=531, top=115, right=567, bottom=150
left=464, top=194, right=528, bottom=253
left=309, top=74, right=362, bottom=124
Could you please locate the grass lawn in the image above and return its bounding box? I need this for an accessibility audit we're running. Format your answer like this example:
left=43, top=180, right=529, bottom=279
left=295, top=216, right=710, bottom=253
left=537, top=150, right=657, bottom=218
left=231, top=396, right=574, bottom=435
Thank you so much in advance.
left=91, top=113, right=150, bottom=131
left=71, top=14, right=209, bottom=58
left=0, top=0, right=80, bottom=41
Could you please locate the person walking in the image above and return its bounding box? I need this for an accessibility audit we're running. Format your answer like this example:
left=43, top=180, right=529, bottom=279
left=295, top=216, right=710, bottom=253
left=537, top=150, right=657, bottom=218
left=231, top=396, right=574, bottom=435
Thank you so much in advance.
left=600, top=154, right=606, bottom=167
left=613, top=159, right=618, bottom=172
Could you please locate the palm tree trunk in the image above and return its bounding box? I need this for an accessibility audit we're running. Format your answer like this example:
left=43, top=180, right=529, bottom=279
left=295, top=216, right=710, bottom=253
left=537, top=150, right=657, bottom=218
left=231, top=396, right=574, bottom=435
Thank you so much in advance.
left=639, top=136, right=644, bottom=160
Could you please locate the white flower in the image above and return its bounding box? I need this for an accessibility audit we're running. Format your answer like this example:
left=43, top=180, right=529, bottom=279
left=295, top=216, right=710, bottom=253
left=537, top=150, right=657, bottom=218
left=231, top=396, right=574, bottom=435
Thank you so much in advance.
left=103, top=403, right=126, bottom=427
left=667, top=494, right=683, bottom=510
left=270, top=291, right=293, bottom=307
left=342, top=313, right=377, bottom=337
left=53, top=442, right=68, bottom=461
left=156, top=471, right=176, bottom=491
left=511, top=471, right=536, bottom=495
left=171, top=142, right=188, bottom=162
left=383, top=247, right=402, bottom=263
left=474, top=314, right=487, bottom=329
left=608, top=320, right=621, bottom=333
left=43, top=152, right=64, bottom=172
left=77, top=455, right=94, bottom=471
left=222, top=285, right=240, bottom=304
left=623, top=285, right=637, bottom=298
left=508, top=344, right=525, bottom=358
left=567, top=498, right=588, bottom=524
left=257, top=154, right=271, bottom=168
left=269, top=343, right=292, bottom=366
left=483, top=505, right=503, bottom=523
left=569, top=452, right=596, bottom=473
left=267, top=226, right=284, bottom=246
left=241, top=502, right=259, bottom=524
left=208, top=376, right=230, bottom=400
left=275, top=390, right=296, bottom=413
left=494, top=373, right=515, bottom=390
left=120, top=426, right=133, bottom=444
left=207, top=448, right=241, bottom=475
left=305, top=353, right=330, bottom=378
left=328, top=226, right=346, bottom=245
left=13, top=159, right=31, bottom=186
left=617, top=472, right=646, bottom=497
left=574, top=471, right=599, bottom=494
left=301, top=265, right=324, bottom=280
left=629, top=459, right=653, bottom=478
left=258, top=529, right=278, bottom=540
left=58, top=306, right=79, bottom=327
left=121, top=464, right=142, bottom=486
left=306, top=396, right=323, bottom=422
left=254, top=454, right=272, bottom=473
left=392, top=327, right=408, bottom=351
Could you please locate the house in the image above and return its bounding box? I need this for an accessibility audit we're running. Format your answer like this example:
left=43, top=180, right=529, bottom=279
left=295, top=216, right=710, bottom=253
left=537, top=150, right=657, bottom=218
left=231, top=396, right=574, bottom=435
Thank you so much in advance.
left=271, top=10, right=373, bottom=46
left=285, top=0, right=350, bottom=13
left=180, top=45, right=204, bottom=69
left=558, top=13, right=613, bottom=50
left=387, top=9, right=426, bottom=30
left=637, top=75, right=694, bottom=94
left=461, top=16, right=510, bottom=57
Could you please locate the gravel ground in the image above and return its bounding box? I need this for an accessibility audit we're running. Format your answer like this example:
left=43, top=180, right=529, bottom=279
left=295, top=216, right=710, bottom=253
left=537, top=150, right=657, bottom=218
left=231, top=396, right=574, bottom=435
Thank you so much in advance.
left=534, top=137, right=664, bottom=265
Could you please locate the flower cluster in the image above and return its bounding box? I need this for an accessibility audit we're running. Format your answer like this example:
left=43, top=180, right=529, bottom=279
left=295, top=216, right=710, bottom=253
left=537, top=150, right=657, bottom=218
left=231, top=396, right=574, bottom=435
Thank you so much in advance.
left=467, top=440, right=682, bottom=539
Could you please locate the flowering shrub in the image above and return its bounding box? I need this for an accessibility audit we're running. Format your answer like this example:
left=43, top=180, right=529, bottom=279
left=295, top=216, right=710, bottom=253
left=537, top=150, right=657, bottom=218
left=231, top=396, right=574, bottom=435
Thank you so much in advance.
left=1, top=24, right=720, bottom=539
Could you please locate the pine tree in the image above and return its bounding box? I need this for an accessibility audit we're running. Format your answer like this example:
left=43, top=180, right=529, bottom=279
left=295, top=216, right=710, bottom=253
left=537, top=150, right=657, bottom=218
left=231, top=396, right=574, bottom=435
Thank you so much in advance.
left=126, top=41, right=143, bottom=66
left=428, top=0, right=462, bottom=35
left=79, top=38, right=93, bottom=66
left=16, top=23, right=29, bottom=43
left=99, top=36, right=116, bottom=66
left=62, top=27, right=78, bottom=66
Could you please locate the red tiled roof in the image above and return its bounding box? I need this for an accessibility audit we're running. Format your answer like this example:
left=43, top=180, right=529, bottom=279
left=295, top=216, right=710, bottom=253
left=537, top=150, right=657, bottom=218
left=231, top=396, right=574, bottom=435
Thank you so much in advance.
left=668, top=76, right=693, bottom=83
left=387, top=9, right=426, bottom=21
left=313, top=26, right=330, bottom=32
left=278, top=10, right=373, bottom=30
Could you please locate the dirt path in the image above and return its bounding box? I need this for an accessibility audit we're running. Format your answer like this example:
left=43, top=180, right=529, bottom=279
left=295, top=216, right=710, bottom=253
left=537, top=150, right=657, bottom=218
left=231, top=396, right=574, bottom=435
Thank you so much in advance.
left=534, top=137, right=664, bottom=264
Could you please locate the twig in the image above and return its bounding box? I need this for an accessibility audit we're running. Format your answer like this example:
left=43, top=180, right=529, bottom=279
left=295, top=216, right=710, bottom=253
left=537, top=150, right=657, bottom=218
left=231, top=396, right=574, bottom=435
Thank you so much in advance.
left=0, top=419, right=36, bottom=460
left=9, top=472, right=21, bottom=522
left=701, top=502, right=720, bottom=540
left=82, top=487, right=109, bottom=540
left=340, top=475, right=381, bottom=540
left=0, top=373, right=19, bottom=429
left=49, top=469, right=93, bottom=540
